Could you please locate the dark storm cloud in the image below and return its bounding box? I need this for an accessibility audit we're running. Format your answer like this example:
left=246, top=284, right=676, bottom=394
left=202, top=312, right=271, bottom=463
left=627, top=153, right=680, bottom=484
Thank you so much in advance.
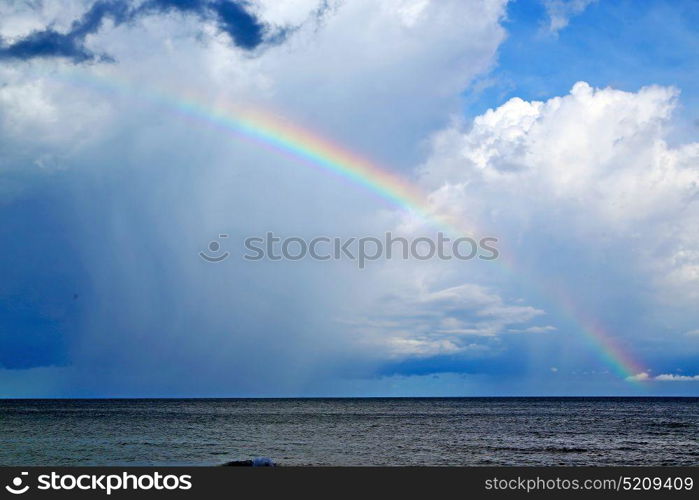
left=210, top=0, right=264, bottom=49
left=141, top=0, right=265, bottom=49
left=0, top=0, right=272, bottom=63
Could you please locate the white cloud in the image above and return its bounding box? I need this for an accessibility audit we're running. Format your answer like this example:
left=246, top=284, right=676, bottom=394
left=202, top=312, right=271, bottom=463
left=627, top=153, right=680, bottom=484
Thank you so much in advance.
left=626, top=372, right=650, bottom=382
left=0, top=0, right=89, bottom=40
left=508, top=325, right=557, bottom=333
left=252, top=0, right=324, bottom=26
left=542, top=0, right=597, bottom=34
left=625, top=372, right=699, bottom=382
left=346, top=282, right=548, bottom=358
left=417, top=82, right=699, bottom=312
left=381, top=337, right=476, bottom=358
left=655, top=374, right=699, bottom=382
left=252, top=0, right=508, bottom=161
left=0, top=66, right=110, bottom=149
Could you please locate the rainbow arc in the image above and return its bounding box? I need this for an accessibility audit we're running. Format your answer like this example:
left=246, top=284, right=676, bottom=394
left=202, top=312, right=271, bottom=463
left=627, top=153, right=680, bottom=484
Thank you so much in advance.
left=60, top=69, right=646, bottom=381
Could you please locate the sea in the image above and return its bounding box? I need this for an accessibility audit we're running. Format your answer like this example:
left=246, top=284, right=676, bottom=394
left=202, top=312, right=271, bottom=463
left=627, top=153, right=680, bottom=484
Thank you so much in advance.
left=0, top=398, right=697, bottom=466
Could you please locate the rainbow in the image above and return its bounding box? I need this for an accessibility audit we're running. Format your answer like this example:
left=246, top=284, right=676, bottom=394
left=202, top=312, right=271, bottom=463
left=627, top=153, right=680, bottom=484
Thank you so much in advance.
left=549, top=283, right=646, bottom=380
left=58, top=68, right=646, bottom=382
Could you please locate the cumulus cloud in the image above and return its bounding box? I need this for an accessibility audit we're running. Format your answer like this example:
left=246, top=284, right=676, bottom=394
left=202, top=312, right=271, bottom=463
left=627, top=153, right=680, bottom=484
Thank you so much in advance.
left=418, top=82, right=699, bottom=310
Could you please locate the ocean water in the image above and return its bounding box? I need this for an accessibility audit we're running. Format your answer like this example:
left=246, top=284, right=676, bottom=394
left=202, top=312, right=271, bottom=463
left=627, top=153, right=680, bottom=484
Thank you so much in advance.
left=0, top=398, right=697, bottom=466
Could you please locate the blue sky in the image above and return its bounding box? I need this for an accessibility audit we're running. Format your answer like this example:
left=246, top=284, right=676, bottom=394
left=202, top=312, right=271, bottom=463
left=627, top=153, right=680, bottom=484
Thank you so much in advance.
left=1, top=0, right=698, bottom=396
left=469, top=0, right=699, bottom=122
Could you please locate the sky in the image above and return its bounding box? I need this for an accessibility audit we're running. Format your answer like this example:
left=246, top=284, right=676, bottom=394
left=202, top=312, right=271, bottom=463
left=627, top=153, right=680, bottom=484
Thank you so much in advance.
left=0, top=0, right=698, bottom=397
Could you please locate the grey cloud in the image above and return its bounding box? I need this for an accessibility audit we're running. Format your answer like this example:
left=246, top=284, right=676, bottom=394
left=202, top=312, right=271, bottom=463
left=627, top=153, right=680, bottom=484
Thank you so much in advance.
left=0, top=0, right=278, bottom=63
